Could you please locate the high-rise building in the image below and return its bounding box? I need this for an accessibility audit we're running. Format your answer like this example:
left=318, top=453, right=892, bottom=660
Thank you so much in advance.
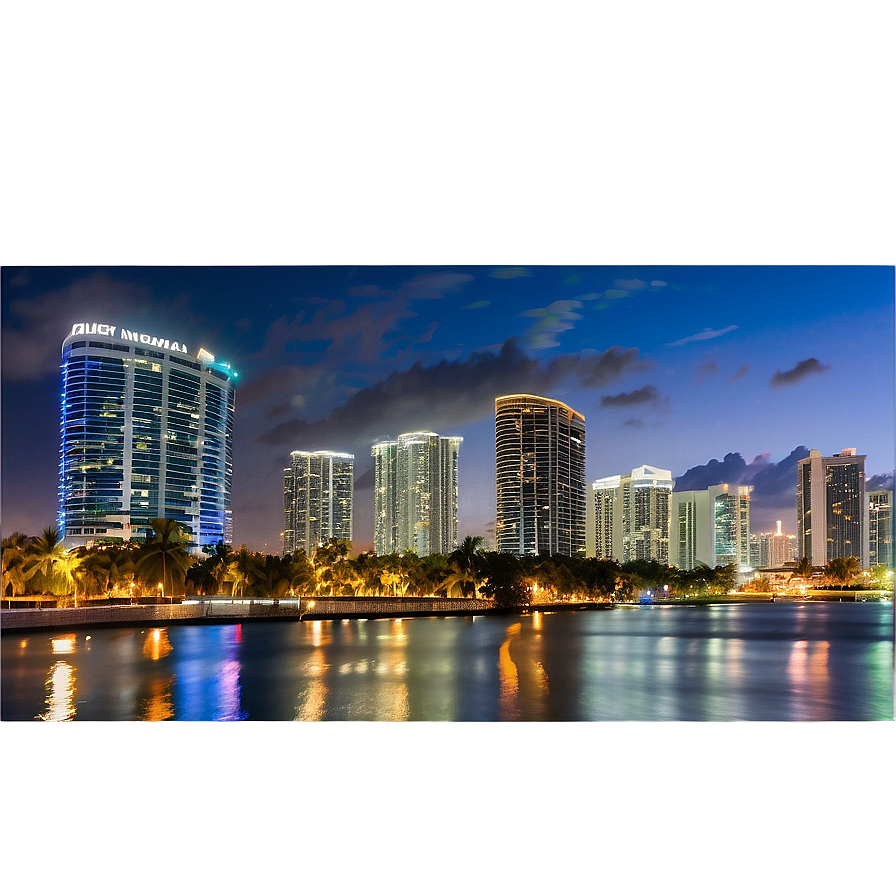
left=58, top=322, right=235, bottom=551
left=670, top=483, right=752, bottom=569
left=714, top=485, right=752, bottom=567
left=283, top=451, right=354, bottom=555
left=621, top=465, right=673, bottom=563
left=797, top=448, right=868, bottom=567
left=868, top=490, right=893, bottom=568
left=371, top=432, right=461, bottom=556
left=591, top=475, right=623, bottom=560
left=495, top=394, right=586, bottom=557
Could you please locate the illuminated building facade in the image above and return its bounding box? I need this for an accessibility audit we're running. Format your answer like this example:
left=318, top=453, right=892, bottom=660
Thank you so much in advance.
left=797, top=448, right=868, bottom=567
left=283, top=451, right=354, bottom=555
left=591, top=475, right=623, bottom=560
left=868, top=490, right=893, bottom=568
left=671, top=483, right=752, bottom=569
left=371, top=432, right=462, bottom=556
left=621, top=465, right=673, bottom=562
left=496, top=395, right=586, bottom=557
left=58, top=323, right=235, bottom=551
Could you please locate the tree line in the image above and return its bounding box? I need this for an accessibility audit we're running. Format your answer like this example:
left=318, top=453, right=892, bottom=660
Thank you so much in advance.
left=2, top=521, right=749, bottom=608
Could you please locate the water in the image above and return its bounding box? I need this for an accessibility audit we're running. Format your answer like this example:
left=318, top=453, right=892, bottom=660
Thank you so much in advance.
left=2, top=602, right=892, bottom=720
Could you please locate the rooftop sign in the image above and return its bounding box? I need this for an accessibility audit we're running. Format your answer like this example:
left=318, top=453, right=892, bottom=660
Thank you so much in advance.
left=69, top=323, right=188, bottom=355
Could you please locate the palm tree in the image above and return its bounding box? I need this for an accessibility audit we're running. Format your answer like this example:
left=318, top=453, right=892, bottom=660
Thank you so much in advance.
left=824, top=556, right=861, bottom=587
left=447, top=535, right=484, bottom=598
left=790, top=556, right=814, bottom=581
left=1, top=533, right=32, bottom=598
left=225, top=546, right=258, bottom=599
left=27, top=526, right=68, bottom=593
left=136, top=518, right=195, bottom=600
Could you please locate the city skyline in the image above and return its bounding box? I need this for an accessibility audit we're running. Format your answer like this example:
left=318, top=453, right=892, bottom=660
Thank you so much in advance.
left=2, top=265, right=894, bottom=552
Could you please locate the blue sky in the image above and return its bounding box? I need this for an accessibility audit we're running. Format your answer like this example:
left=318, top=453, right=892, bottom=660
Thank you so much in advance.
left=3, top=5, right=893, bottom=561
left=2, top=264, right=893, bottom=552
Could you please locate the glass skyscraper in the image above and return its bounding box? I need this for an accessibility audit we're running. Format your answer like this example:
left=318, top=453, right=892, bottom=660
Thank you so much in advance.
left=58, top=323, right=235, bottom=551
left=283, top=450, right=354, bottom=555
left=797, top=448, right=868, bottom=567
left=868, top=490, right=893, bottom=569
left=371, top=432, right=461, bottom=557
left=495, top=394, right=586, bottom=557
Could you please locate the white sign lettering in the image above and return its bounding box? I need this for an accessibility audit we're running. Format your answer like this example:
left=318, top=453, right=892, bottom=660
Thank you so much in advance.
left=70, top=323, right=188, bottom=355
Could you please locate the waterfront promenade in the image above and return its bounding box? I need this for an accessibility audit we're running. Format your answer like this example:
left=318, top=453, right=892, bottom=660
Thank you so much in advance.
left=0, top=597, right=499, bottom=632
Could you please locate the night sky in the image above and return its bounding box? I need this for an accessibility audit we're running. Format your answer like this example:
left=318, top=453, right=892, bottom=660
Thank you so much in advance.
left=0, top=2, right=894, bottom=552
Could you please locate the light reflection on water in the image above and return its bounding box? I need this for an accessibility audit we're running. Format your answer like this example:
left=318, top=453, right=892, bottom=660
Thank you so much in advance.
left=3, top=602, right=892, bottom=721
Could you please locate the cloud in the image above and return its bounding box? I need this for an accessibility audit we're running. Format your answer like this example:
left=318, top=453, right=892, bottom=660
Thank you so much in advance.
left=603, top=289, right=629, bottom=300
left=666, top=325, right=739, bottom=347
left=463, top=300, right=491, bottom=310
left=623, top=418, right=644, bottom=428
left=650, top=280, right=667, bottom=287
left=490, top=267, right=532, bottom=279
left=600, top=385, right=664, bottom=408
left=697, top=360, right=720, bottom=380
left=1, top=271, right=208, bottom=382
left=867, top=472, right=895, bottom=492
left=729, top=364, right=751, bottom=382
left=770, top=358, right=830, bottom=387
left=614, top=278, right=648, bottom=290
left=346, top=272, right=474, bottom=302
left=522, top=300, right=583, bottom=349
left=347, top=284, right=393, bottom=298
left=675, top=446, right=811, bottom=507
left=575, top=292, right=603, bottom=302
left=257, top=338, right=648, bottom=450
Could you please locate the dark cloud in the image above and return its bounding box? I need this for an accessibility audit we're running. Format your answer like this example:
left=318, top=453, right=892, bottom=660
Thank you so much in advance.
left=623, top=418, right=644, bottom=428
left=698, top=360, right=720, bottom=380
left=729, top=364, right=751, bottom=382
left=770, top=358, right=830, bottom=387
left=675, top=446, right=811, bottom=506
left=867, top=472, right=895, bottom=492
left=490, top=267, right=531, bottom=279
left=600, top=385, right=662, bottom=408
left=257, top=338, right=647, bottom=450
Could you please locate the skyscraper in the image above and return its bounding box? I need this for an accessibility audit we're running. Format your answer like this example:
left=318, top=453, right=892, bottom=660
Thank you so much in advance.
left=797, top=448, right=868, bottom=567
left=670, top=483, right=752, bottom=570
left=58, top=322, right=235, bottom=551
left=495, top=394, right=586, bottom=557
left=591, top=474, right=623, bottom=560
left=283, top=450, right=354, bottom=555
left=868, top=490, right=893, bottom=568
left=371, top=432, right=462, bottom=556
left=621, top=465, right=673, bottom=563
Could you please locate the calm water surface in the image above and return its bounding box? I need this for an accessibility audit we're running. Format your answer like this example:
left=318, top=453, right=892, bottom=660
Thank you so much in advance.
left=2, top=602, right=892, bottom=721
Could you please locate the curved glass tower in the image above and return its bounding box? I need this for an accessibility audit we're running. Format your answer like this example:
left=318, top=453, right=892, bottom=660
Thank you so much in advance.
left=495, top=394, right=586, bottom=557
left=58, top=323, right=236, bottom=551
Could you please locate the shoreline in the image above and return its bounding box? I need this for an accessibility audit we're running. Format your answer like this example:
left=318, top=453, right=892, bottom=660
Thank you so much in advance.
left=2, top=592, right=889, bottom=634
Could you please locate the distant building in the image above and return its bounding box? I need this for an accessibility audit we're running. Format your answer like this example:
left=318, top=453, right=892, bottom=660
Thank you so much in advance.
left=58, top=323, right=235, bottom=551
left=797, top=448, right=868, bottom=567
left=372, top=432, right=462, bottom=557
left=496, top=395, right=586, bottom=557
left=591, top=465, right=673, bottom=563
left=283, top=451, right=354, bottom=555
left=750, top=521, right=791, bottom=570
left=868, top=490, right=893, bottom=568
left=670, top=483, right=751, bottom=570
left=591, top=475, right=623, bottom=560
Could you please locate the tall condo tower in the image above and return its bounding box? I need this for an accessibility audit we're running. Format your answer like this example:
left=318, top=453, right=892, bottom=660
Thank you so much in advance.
left=371, top=432, right=462, bottom=556
left=58, top=322, right=236, bottom=551
left=797, top=448, right=868, bottom=567
left=670, top=483, right=752, bottom=569
left=867, top=490, right=893, bottom=568
left=283, top=450, right=354, bottom=555
left=495, top=394, right=586, bottom=557
left=621, top=465, right=673, bottom=563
